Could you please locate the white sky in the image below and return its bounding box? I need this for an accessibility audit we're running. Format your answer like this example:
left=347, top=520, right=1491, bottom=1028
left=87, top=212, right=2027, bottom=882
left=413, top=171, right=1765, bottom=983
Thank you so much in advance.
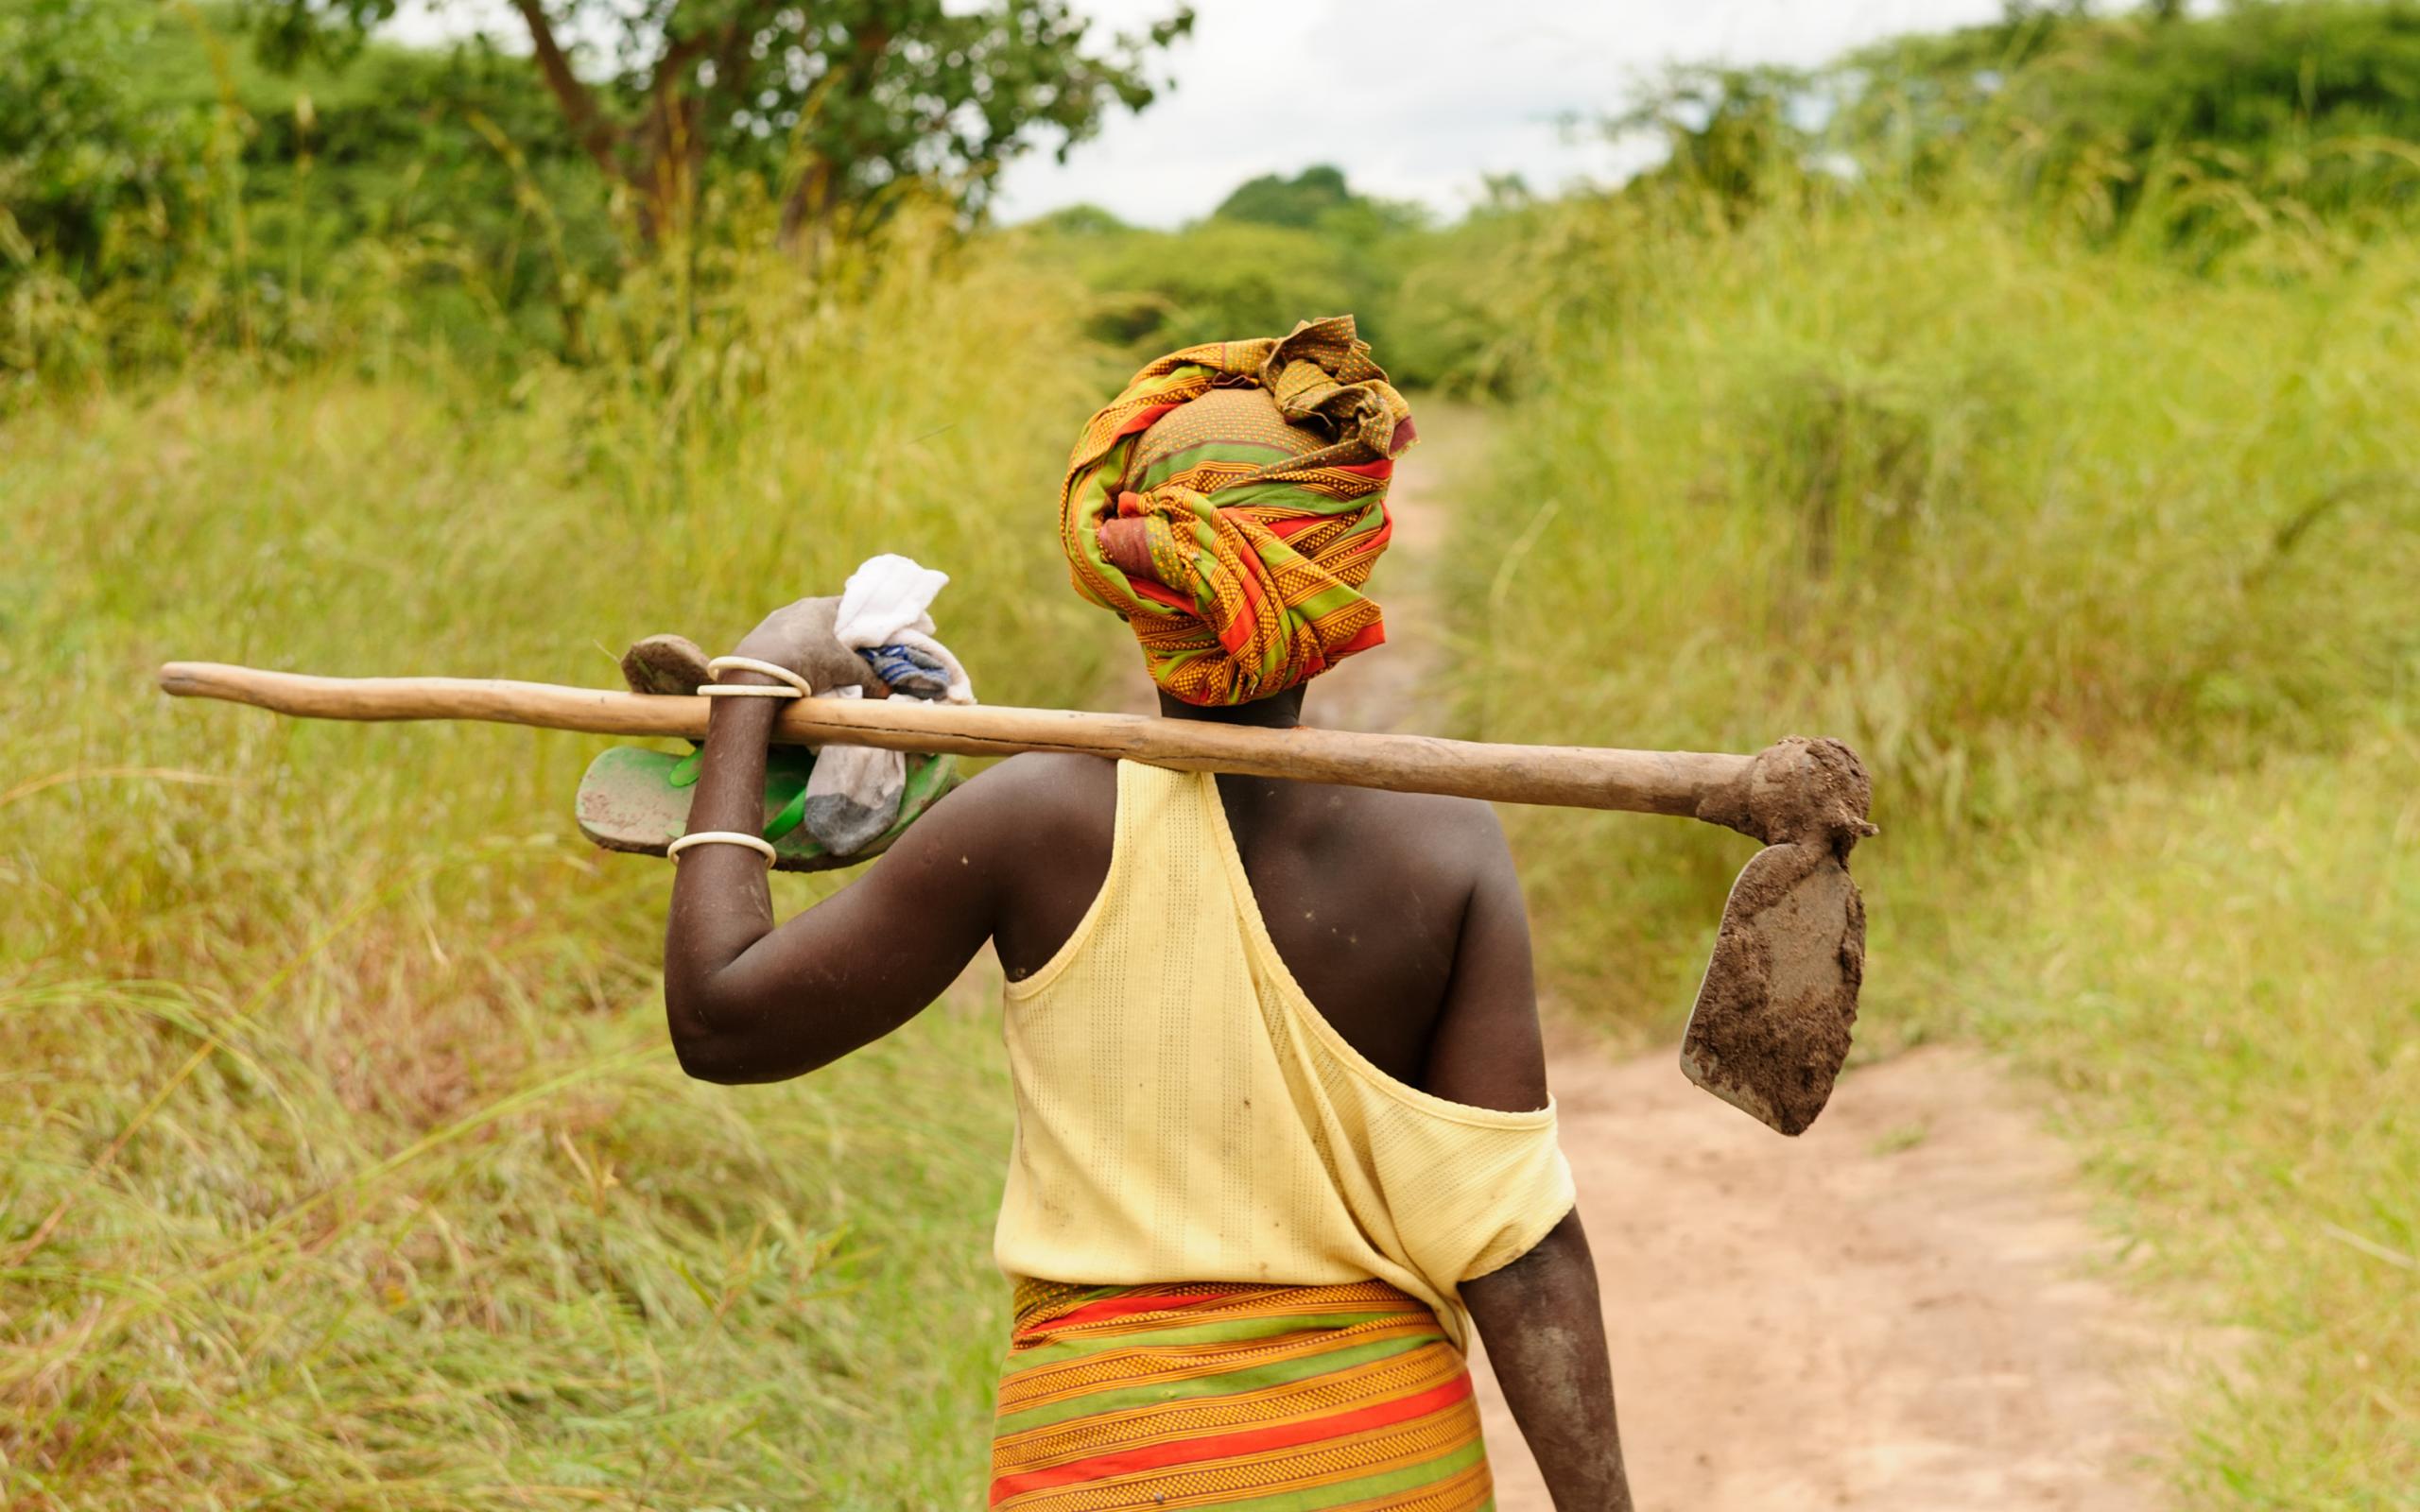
left=992, top=0, right=2014, bottom=225
left=389, top=0, right=2019, bottom=227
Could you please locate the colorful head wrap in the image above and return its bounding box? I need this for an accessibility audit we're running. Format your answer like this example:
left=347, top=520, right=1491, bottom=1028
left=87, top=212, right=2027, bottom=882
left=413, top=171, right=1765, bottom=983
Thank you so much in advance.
left=1059, top=316, right=1417, bottom=706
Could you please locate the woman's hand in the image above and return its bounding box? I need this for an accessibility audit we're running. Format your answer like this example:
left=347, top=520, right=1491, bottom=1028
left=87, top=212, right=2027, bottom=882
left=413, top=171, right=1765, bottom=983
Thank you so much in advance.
left=731, top=595, right=888, bottom=696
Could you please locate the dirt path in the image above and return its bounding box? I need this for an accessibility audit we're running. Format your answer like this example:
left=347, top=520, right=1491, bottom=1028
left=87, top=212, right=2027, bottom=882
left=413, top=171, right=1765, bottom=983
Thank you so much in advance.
left=1478, top=1041, right=2180, bottom=1510
left=1310, top=405, right=2176, bottom=1510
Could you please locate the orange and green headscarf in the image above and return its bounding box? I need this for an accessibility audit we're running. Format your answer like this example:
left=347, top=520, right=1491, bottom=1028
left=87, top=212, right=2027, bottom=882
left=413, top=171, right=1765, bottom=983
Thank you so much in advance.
left=1059, top=316, right=1417, bottom=707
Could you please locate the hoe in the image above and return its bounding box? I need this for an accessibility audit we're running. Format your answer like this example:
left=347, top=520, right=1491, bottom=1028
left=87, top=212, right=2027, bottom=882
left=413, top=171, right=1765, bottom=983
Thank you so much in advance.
left=159, top=661, right=1876, bottom=1135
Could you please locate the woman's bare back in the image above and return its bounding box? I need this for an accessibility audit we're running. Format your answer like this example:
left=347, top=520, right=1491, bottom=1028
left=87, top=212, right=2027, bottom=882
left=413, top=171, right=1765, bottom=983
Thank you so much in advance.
left=983, top=752, right=1543, bottom=1101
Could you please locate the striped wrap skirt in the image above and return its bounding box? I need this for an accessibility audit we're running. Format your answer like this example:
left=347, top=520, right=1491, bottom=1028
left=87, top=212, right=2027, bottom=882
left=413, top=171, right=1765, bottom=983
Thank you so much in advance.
left=989, top=1278, right=1495, bottom=1511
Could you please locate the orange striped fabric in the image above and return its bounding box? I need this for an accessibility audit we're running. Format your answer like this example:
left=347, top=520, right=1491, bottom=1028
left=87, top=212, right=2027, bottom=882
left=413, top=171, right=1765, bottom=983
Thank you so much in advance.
left=990, top=1279, right=1495, bottom=1511
left=1057, top=316, right=1417, bottom=707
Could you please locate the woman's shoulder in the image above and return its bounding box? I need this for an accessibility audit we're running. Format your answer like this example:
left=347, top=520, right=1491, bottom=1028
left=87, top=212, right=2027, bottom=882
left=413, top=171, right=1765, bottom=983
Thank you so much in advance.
left=1314, top=784, right=1509, bottom=866
left=899, top=752, right=1117, bottom=873
left=948, top=755, right=1121, bottom=985
left=942, top=751, right=1115, bottom=821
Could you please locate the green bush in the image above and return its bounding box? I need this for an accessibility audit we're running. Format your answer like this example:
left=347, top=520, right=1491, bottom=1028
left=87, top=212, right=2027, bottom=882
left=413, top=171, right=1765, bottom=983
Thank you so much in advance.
left=0, top=0, right=231, bottom=378
left=1, top=0, right=626, bottom=383
left=1020, top=165, right=1455, bottom=376
left=1030, top=216, right=1357, bottom=354
left=1847, top=0, right=2420, bottom=245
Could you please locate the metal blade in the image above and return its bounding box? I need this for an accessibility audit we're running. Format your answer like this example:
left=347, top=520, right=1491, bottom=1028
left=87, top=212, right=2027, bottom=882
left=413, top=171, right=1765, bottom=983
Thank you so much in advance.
left=1679, top=842, right=1866, bottom=1135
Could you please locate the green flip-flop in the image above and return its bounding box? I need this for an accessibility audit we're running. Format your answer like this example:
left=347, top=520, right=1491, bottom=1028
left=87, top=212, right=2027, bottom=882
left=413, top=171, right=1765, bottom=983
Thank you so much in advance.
left=576, top=742, right=960, bottom=872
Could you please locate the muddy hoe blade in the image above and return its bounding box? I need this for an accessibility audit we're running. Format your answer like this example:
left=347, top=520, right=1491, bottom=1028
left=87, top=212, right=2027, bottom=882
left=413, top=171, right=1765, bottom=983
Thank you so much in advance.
left=1678, top=733, right=1876, bottom=1135
left=1681, top=844, right=1866, bottom=1136
left=156, top=662, right=1876, bottom=1134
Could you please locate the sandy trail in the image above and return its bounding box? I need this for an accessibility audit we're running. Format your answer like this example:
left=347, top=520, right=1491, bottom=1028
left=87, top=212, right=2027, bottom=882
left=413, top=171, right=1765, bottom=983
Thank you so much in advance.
left=1302, top=405, right=2174, bottom=1510
left=1469, top=1041, right=2172, bottom=1510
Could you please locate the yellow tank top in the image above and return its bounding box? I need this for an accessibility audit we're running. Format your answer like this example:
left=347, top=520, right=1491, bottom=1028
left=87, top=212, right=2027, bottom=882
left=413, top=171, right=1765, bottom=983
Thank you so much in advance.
left=994, top=761, right=1577, bottom=1348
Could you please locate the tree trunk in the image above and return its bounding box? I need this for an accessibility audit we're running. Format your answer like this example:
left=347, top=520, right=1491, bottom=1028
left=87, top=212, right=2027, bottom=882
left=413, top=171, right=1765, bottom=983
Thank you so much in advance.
left=510, top=0, right=720, bottom=249
left=777, top=158, right=839, bottom=253
left=630, top=88, right=705, bottom=246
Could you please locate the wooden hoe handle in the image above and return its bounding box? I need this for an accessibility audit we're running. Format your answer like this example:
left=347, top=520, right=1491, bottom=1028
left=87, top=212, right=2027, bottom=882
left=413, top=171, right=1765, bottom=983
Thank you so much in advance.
left=160, top=661, right=1878, bottom=1138
left=157, top=662, right=1857, bottom=838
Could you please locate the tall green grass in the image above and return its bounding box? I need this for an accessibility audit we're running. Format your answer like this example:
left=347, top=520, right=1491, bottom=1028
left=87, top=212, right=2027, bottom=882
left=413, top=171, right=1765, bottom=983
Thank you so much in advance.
left=1970, top=739, right=2418, bottom=1508
left=1, top=241, right=1116, bottom=1508
left=1451, top=185, right=2418, bottom=1503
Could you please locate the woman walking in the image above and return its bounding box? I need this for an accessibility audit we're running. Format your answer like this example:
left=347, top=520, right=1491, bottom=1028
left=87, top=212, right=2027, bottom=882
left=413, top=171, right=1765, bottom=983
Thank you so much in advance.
left=660, top=318, right=1632, bottom=1510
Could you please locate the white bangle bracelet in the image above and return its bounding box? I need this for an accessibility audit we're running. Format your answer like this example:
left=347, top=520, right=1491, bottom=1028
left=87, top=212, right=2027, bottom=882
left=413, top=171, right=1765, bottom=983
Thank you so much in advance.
left=666, top=831, right=779, bottom=864
left=705, top=655, right=814, bottom=697
left=697, top=683, right=801, bottom=698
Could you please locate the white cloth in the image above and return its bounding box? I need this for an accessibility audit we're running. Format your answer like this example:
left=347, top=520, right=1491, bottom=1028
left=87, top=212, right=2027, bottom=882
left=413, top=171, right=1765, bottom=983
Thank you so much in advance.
left=802, top=555, right=976, bottom=856
left=832, top=554, right=977, bottom=704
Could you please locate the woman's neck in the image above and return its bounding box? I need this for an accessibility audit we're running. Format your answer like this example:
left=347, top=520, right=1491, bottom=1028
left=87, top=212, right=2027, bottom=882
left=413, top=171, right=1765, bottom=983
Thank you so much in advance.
left=1155, top=688, right=1305, bottom=730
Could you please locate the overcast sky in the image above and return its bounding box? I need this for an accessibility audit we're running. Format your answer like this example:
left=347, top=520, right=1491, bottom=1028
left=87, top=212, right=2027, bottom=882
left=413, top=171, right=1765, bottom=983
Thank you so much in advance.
left=989, top=0, right=2015, bottom=225
left=389, top=0, right=2016, bottom=227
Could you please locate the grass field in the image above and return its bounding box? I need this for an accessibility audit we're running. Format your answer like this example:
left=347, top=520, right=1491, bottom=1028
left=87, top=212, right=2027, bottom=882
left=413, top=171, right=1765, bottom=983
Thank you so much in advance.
left=1450, top=190, right=2420, bottom=1504
left=1, top=246, right=1116, bottom=1508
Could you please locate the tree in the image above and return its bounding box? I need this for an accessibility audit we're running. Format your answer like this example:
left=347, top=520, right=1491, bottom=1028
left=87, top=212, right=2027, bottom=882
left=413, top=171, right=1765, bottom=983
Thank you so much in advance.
left=1610, top=66, right=1818, bottom=218
left=1211, top=164, right=1427, bottom=241
left=250, top=0, right=1193, bottom=244
left=1846, top=1, right=2420, bottom=232
left=1212, top=164, right=1354, bottom=229
left=1025, top=201, right=1131, bottom=236
left=0, top=0, right=217, bottom=289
